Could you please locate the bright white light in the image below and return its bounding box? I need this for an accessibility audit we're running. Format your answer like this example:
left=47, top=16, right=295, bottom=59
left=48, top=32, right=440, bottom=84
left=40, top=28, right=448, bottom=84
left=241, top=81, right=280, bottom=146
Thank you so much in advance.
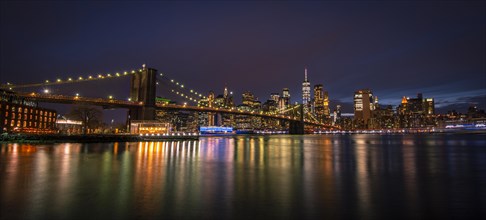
left=44, top=89, right=49, bottom=94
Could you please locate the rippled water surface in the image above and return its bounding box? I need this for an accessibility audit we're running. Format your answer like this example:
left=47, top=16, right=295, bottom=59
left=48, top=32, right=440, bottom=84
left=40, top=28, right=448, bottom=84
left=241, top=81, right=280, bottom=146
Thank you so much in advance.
left=1, top=134, right=485, bottom=219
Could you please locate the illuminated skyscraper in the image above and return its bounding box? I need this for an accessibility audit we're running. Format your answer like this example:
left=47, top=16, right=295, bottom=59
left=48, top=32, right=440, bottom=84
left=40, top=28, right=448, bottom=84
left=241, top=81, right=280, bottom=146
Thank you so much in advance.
left=279, top=88, right=291, bottom=111
left=313, top=84, right=330, bottom=123
left=302, top=68, right=311, bottom=108
left=270, top=93, right=280, bottom=102
left=354, top=89, right=375, bottom=128
left=208, top=91, right=215, bottom=126
left=313, top=84, right=324, bottom=121
left=282, top=88, right=290, bottom=101
left=323, top=90, right=330, bottom=119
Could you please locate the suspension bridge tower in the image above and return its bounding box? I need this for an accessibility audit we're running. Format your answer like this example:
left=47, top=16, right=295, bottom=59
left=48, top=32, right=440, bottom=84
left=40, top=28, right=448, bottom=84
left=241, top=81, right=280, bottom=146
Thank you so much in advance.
left=129, top=64, right=157, bottom=120
left=289, top=104, right=305, bottom=134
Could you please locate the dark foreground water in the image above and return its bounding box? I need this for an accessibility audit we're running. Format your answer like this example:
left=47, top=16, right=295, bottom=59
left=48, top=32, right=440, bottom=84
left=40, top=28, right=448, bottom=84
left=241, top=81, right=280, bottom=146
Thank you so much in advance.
left=1, top=134, right=485, bottom=219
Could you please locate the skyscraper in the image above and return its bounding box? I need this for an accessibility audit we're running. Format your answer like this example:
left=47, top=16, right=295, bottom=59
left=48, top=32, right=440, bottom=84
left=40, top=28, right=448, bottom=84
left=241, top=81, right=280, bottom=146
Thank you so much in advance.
left=302, top=68, right=311, bottom=109
left=279, top=88, right=291, bottom=112
left=323, top=90, right=330, bottom=119
left=208, top=91, right=215, bottom=126
left=313, top=84, right=324, bottom=121
left=354, top=89, right=375, bottom=128
left=270, top=93, right=280, bottom=102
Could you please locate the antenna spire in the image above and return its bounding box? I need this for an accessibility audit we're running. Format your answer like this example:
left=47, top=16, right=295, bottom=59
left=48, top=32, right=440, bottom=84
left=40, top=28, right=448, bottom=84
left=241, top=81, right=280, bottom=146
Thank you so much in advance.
left=304, top=67, right=308, bottom=82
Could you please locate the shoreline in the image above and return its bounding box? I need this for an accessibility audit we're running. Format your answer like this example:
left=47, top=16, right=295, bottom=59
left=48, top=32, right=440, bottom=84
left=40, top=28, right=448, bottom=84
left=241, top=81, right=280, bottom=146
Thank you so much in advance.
left=0, top=134, right=199, bottom=144
left=1, top=131, right=483, bottom=144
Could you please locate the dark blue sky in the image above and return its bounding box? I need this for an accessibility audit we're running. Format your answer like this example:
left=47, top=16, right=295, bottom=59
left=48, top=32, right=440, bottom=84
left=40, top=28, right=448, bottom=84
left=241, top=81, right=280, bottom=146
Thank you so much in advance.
left=1, top=1, right=485, bottom=118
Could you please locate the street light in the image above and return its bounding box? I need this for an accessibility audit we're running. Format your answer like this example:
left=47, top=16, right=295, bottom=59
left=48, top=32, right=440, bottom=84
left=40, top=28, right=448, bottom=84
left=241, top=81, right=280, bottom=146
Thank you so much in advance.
left=44, top=89, right=49, bottom=94
left=108, top=95, right=113, bottom=99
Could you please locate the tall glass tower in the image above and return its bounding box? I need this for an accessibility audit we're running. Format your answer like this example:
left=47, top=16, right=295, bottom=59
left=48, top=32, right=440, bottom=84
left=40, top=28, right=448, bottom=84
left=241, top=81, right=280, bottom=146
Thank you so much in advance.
left=302, top=68, right=311, bottom=107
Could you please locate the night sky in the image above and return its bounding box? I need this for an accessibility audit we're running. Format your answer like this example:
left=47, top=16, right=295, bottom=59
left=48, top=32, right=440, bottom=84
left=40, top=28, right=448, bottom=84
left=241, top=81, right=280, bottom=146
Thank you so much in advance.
left=1, top=1, right=485, bottom=122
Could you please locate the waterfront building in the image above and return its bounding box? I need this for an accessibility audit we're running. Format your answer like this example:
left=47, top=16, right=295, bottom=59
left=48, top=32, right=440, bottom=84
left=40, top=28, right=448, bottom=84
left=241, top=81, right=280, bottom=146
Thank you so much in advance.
left=130, top=120, right=171, bottom=134
left=0, top=89, right=57, bottom=133
left=397, top=93, right=436, bottom=128
left=333, top=105, right=342, bottom=125
left=353, top=89, right=375, bottom=129
left=56, top=116, right=83, bottom=134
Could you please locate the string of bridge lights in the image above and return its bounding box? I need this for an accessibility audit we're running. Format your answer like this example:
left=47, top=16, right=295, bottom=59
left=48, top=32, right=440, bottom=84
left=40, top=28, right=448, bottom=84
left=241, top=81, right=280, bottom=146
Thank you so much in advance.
left=43, top=69, right=143, bottom=84
left=2, top=68, right=144, bottom=90
left=157, top=72, right=208, bottom=104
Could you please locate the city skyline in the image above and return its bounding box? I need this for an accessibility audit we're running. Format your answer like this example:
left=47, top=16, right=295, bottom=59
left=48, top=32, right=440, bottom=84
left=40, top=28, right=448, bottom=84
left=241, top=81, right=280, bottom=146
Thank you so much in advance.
left=1, top=1, right=485, bottom=115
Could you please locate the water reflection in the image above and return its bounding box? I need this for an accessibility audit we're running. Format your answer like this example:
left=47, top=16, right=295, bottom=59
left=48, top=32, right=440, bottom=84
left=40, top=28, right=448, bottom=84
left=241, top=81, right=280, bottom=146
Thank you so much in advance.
left=1, top=134, right=485, bottom=219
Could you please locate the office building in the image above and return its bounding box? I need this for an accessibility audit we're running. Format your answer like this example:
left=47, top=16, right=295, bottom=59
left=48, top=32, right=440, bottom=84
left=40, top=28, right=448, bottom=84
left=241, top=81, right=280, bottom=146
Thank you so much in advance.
left=354, top=89, right=375, bottom=128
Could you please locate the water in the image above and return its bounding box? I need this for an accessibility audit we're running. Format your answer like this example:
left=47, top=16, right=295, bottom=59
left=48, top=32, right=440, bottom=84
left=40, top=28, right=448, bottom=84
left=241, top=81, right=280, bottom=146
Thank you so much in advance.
left=1, top=134, right=485, bottom=219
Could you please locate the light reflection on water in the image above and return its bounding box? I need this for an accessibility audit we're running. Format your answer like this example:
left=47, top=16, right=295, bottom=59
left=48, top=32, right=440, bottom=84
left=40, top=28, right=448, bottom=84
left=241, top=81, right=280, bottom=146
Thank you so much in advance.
left=1, top=134, right=485, bottom=219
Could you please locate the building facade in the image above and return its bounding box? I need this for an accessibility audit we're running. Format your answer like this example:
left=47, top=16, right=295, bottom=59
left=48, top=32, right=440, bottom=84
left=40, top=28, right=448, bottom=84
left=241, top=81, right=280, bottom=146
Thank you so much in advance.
left=1, top=90, right=57, bottom=133
left=353, top=89, right=375, bottom=129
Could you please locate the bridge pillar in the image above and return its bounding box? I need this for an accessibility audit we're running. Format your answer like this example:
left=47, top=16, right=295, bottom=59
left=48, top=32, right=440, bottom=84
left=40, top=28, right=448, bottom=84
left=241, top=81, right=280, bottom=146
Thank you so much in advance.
left=129, top=66, right=157, bottom=120
left=289, top=104, right=304, bottom=134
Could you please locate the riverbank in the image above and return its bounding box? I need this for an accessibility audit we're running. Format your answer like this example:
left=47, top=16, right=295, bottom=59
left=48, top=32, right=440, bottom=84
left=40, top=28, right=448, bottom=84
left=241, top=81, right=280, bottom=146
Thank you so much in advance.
left=0, top=133, right=199, bottom=143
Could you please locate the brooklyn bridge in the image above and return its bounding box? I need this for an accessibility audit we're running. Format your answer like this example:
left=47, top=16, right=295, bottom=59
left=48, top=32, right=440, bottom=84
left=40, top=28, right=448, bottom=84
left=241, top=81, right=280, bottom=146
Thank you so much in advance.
left=1, top=65, right=339, bottom=134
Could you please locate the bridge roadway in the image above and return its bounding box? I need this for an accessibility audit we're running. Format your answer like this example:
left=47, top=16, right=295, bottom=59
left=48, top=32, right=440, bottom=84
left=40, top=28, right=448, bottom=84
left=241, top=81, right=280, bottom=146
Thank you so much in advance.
left=17, top=92, right=338, bottom=129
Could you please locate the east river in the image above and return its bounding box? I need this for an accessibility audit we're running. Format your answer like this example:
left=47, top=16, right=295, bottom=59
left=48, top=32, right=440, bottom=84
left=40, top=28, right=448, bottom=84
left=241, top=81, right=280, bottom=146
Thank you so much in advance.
left=1, top=134, right=485, bottom=219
